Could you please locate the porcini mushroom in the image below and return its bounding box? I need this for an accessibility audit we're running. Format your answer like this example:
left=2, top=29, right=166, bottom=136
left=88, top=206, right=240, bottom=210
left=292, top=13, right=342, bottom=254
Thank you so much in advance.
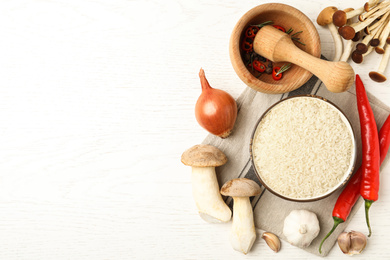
left=339, top=7, right=389, bottom=40
left=317, top=7, right=343, bottom=61
left=221, top=178, right=261, bottom=254
left=369, top=43, right=390, bottom=82
left=181, top=144, right=231, bottom=223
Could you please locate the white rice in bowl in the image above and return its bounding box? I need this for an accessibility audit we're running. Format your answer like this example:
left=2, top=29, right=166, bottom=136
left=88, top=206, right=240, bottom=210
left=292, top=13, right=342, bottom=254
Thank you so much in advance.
left=251, top=96, right=355, bottom=200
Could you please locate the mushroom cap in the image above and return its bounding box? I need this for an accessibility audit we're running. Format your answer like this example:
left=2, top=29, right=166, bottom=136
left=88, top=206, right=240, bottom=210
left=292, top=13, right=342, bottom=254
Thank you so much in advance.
left=369, top=71, right=387, bottom=82
left=352, top=31, right=361, bottom=42
left=351, top=51, right=363, bottom=63
left=375, top=46, right=385, bottom=54
left=370, top=38, right=380, bottom=47
left=356, top=43, right=368, bottom=54
left=181, top=144, right=227, bottom=167
left=317, top=6, right=338, bottom=26
left=333, top=10, right=348, bottom=27
left=338, top=26, right=356, bottom=40
left=221, top=178, right=261, bottom=197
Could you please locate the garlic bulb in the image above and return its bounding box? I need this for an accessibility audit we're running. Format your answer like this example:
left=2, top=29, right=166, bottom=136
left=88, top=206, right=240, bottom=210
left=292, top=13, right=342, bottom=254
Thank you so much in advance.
left=283, top=210, right=320, bottom=248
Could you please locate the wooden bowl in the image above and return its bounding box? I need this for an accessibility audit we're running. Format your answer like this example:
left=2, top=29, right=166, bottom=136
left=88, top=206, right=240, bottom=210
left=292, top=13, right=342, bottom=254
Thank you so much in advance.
left=229, top=3, right=321, bottom=94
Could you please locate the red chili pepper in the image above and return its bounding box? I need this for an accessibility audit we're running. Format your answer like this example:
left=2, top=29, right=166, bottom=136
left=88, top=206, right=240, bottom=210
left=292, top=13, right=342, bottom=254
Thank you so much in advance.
left=241, top=37, right=253, bottom=52
left=356, top=74, right=380, bottom=237
left=379, top=115, right=390, bottom=165
left=253, top=60, right=266, bottom=72
left=272, top=25, right=286, bottom=32
left=272, top=67, right=282, bottom=80
left=319, top=112, right=390, bottom=253
left=245, top=26, right=259, bottom=38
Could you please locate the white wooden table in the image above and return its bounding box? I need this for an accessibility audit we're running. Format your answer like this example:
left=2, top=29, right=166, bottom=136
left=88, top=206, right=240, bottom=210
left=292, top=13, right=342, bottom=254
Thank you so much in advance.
left=0, top=0, right=389, bottom=259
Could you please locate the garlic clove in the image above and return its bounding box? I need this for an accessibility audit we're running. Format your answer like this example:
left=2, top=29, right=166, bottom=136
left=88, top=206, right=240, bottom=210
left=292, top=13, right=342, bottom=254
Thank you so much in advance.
left=262, top=232, right=281, bottom=253
left=349, top=231, right=367, bottom=255
left=338, top=231, right=367, bottom=255
left=337, top=232, right=352, bottom=254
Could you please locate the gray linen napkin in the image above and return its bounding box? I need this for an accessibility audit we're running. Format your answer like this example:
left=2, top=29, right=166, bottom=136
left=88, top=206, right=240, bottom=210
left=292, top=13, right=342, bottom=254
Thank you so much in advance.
left=202, top=72, right=390, bottom=256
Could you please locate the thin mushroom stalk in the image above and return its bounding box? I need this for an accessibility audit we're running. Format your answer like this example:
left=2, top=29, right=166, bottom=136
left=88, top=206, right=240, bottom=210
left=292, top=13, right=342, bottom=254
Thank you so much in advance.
left=369, top=43, right=390, bottom=82
left=360, top=0, right=390, bottom=21
left=339, top=7, right=390, bottom=40
left=317, top=7, right=343, bottom=61
left=340, top=40, right=355, bottom=62
left=370, top=17, right=388, bottom=46
left=329, top=18, right=344, bottom=61
left=375, top=17, right=390, bottom=53
left=365, top=0, right=381, bottom=11
left=358, top=12, right=390, bottom=53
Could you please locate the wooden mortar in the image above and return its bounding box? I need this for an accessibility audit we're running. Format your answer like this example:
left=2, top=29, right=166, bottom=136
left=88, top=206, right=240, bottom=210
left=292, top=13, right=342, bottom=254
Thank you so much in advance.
left=253, top=25, right=354, bottom=93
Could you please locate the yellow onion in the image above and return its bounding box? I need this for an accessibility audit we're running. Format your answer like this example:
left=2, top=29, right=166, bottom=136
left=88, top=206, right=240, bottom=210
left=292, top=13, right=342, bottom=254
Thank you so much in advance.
left=195, top=69, right=237, bottom=138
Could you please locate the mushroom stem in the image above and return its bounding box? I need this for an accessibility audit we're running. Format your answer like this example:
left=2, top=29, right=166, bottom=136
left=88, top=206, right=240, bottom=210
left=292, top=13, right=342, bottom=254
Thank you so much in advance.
left=375, top=17, right=390, bottom=53
left=340, top=7, right=390, bottom=39
left=191, top=167, right=231, bottom=223
left=346, top=7, right=365, bottom=19
left=357, top=14, right=389, bottom=54
left=364, top=45, right=375, bottom=56
left=329, top=23, right=343, bottom=61
left=230, top=196, right=257, bottom=254
left=365, top=0, right=381, bottom=11
left=365, top=8, right=390, bottom=34
left=369, top=43, right=390, bottom=82
left=370, top=18, right=388, bottom=46
left=360, top=0, right=390, bottom=21
left=317, top=7, right=343, bottom=61
left=340, top=40, right=355, bottom=62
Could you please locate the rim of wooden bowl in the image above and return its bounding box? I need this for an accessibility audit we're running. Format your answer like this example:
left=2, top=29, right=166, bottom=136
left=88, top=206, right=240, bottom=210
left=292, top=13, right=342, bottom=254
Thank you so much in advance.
left=229, top=3, right=321, bottom=94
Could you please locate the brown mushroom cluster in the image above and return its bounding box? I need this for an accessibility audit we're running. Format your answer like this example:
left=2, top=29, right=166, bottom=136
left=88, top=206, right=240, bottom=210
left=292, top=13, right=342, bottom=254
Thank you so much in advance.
left=317, top=0, right=390, bottom=82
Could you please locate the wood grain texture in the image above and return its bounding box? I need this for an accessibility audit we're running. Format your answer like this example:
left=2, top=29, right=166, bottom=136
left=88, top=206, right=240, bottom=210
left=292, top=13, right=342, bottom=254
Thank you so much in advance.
left=0, top=0, right=389, bottom=259
left=254, top=25, right=354, bottom=93
left=230, top=3, right=321, bottom=94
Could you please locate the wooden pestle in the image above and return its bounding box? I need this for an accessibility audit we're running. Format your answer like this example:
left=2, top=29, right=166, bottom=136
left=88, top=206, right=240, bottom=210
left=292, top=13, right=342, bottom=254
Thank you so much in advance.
left=253, top=25, right=354, bottom=93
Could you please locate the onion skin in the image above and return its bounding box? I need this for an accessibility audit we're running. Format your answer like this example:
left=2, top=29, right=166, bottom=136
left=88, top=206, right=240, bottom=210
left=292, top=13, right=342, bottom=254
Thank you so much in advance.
left=196, top=69, right=237, bottom=138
